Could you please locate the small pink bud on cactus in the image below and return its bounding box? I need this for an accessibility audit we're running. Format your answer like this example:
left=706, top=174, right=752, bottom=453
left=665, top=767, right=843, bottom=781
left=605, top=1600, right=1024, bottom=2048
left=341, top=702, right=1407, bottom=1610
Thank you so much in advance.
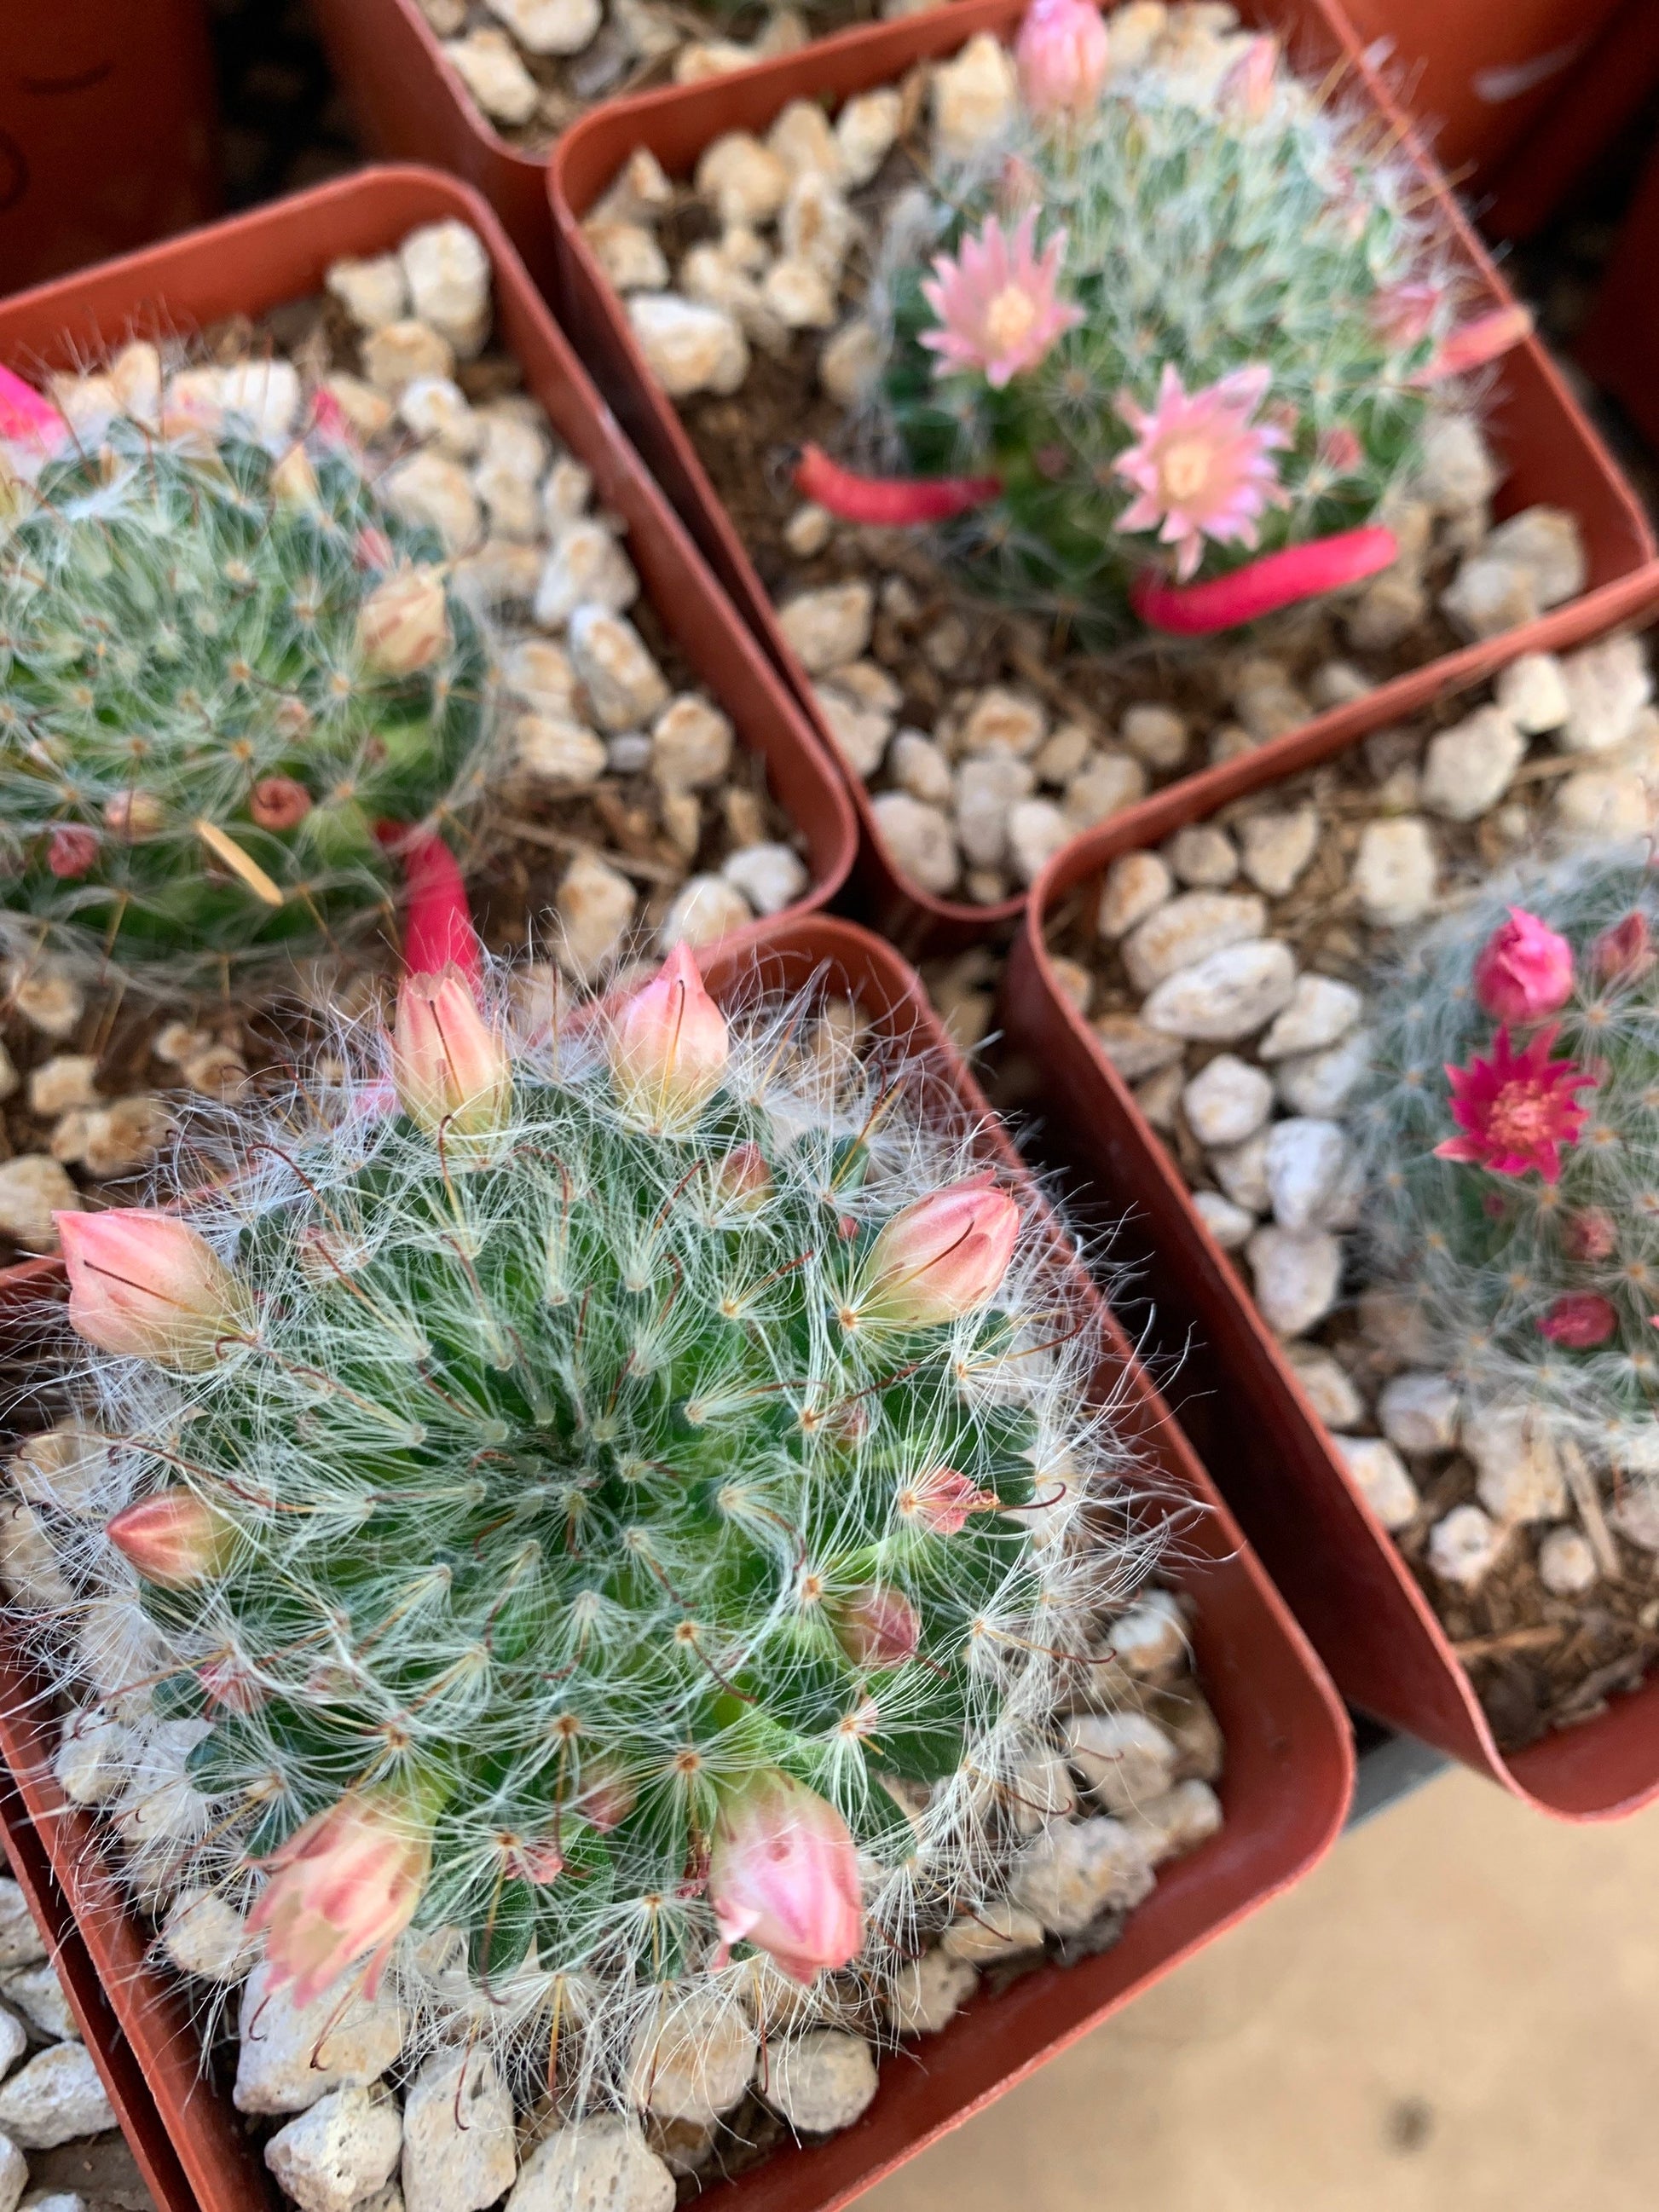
left=1592, top=911, right=1653, bottom=985
left=392, top=964, right=512, bottom=1145
left=610, top=944, right=730, bottom=1128
left=860, top=1177, right=1020, bottom=1327
left=901, top=1466, right=996, bottom=1535
left=250, top=777, right=312, bottom=832
left=1218, top=33, right=1277, bottom=120
left=576, top=1759, right=638, bottom=1834
left=1537, top=1294, right=1618, bottom=1349
left=356, top=565, right=451, bottom=676
left=0, top=366, right=68, bottom=456
left=106, top=1491, right=234, bottom=1588
left=58, top=1210, right=253, bottom=1372
left=708, top=1771, right=864, bottom=1983
left=249, top=1790, right=431, bottom=2006
left=834, top=1585, right=921, bottom=1667
left=1564, top=1208, right=1617, bottom=1263
left=713, top=1141, right=772, bottom=1210
left=1015, top=0, right=1110, bottom=119
left=47, top=825, right=98, bottom=879
left=1472, top=907, right=1575, bottom=1022
left=355, top=526, right=396, bottom=573
left=104, top=790, right=165, bottom=840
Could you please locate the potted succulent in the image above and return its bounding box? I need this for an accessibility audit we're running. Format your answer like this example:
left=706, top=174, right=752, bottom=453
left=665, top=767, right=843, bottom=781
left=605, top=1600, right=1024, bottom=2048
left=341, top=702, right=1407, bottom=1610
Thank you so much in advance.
left=0, top=913, right=1351, bottom=2212
left=548, top=0, right=1657, bottom=955
left=0, top=164, right=854, bottom=1273
left=1003, top=614, right=1659, bottom=1816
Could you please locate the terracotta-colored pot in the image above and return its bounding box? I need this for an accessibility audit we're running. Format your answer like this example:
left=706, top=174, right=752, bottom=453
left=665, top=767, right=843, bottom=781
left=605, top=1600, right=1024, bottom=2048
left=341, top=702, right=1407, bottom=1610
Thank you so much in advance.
left=1482, top=0, right=1659, bottom=240
left=1338, top=0, right=1627, bottom=181
left=0, top=0, right=219, bottom=292
left=0, top=915, right=1353, bottom=2212
left=0, top=165, right=857, bottom=967
left=1003, top=682, right=1659, bottom=1820
left=547, top=0, right=1659, bottom=960
left=1575, top=134, right=1659, bottom=457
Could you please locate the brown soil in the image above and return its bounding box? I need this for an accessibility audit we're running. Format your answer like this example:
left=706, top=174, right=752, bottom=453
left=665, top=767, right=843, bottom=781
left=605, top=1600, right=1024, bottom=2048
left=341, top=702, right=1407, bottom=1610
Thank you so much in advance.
left=1047, top=702, right=1659, bottom=1752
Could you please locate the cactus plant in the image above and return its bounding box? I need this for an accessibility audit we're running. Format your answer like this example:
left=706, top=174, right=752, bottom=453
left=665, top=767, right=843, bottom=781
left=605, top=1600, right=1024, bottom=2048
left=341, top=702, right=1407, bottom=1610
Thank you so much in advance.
left=1354, top=846, right=1659, bottom=1465
left=808, top=0, right=1528, bottom=638
left=0, top=380, right=488, bottom=984
left=33, top=948, right=1149, bottom=2088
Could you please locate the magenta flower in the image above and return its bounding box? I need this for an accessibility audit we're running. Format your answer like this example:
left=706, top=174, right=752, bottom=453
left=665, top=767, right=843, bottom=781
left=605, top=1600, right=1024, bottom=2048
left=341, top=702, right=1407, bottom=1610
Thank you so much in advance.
left=1471, top=907, right=1575, bottom=1022
left=1537, top=1294, right=1618, bottom=1349
left=1114, top=364, right=1289, bottom=581
left=920, top=212, right=1083, bottom=390
left=1434, top=1025, right=1597, bottom=1184
left=708, top=1771, right=864, bottom=1984
left=1015, top=0, right=1110, bottom=119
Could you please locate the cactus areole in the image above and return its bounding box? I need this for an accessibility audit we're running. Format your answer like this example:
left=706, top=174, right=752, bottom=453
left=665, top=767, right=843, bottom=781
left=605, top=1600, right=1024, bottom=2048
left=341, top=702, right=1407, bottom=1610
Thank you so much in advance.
left=0, top=381, right=488, bottom=984
left=41, top=950, right=1147, bottom=2082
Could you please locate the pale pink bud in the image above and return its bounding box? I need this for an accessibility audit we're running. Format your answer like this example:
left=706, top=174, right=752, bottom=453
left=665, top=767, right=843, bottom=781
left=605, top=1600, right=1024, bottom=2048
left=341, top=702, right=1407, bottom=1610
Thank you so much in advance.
left=708, top=1771, right=863, bottom=1983
left=712, top=1141, right=772, bottom=1210
left=57, top=1210, right=253, bottom=1372
left=1219, top=32, right=1277, bottom=121
left=576, top=1759, right=637, bottom=1833
left=357, top=565, right=451, bottom=676
left=47, top=824, right=98, bottom=879
left=199, top=1652, right=266, bottom=1714
left=248, top=1790, right=431, bottom=2007
left=860, top=1176, right=1020, bottom=1326
left=106, top=1491, right=234, bottom=1587
left=250, top=777, right=313, bottom=832
left=1564, top=1208, right=1616, bottom=1263
left=1317, top=425, right=1362, bottom=476
left=1592, top=911, right=1653, bottom=985
left=1371, top=280, right=1442, bottom=350
left=104, top=789, right=165, bottom=840
left=834, top=1585, right=920, bottom=1667
left=1015, top=0, right=1110, bottom=118
left=511, top=1837, right=566, bottom=1885
left=355, top=526, right=395, bottom=573
left=1411, top=304, right=1533, bottom=387
left=609, top=944, right=730, bottom=1129
left=899, top=1466, right=995, bottom=1535
left=1537, top=1293, right=1617, bottom=1349
left=1473, top=907, right=1575, bottom=1022
left=392, top=964, right=512, bottom=1146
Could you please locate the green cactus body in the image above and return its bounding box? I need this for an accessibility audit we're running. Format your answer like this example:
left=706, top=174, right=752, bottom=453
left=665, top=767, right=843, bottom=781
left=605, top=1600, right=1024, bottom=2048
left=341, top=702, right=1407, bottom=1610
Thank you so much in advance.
left=870, top=34, right=1458, bottom=632
left=47, top=967, right=1142, bottom=2076
left=1355, top=849, right=1659, bottom=1462
left=0, top=413, right=488, bottom=982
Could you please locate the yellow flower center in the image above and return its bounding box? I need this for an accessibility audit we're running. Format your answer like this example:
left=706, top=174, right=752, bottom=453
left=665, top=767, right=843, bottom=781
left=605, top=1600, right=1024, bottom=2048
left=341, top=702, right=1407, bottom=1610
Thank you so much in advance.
left=1159, top=436, right=1213, bottom=504
left=982, top=284, right=1038, bottom=355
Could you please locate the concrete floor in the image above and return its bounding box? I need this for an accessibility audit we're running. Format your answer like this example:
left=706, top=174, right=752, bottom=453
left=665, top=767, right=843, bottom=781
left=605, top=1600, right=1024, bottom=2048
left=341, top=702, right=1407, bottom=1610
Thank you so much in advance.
left=867, top=1764, right=1659, bottom=2212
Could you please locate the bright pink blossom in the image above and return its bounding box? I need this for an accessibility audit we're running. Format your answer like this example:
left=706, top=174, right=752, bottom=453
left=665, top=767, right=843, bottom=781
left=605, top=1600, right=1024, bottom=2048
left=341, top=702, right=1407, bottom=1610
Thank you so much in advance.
left=920, top=212, right=1083, bottom=390
left=58, top=1210, right=253, bottom=1372
left=610, top=943, right=730, bottom=1129
left=106, top=1491, right=234, bottom=1587
left=1114, top=363, right=1289, bottom=582
left=1472, top=907, right=1575, bottom=1022
left=0, top=366, right=68, bottom=457
left=1537, top=1293, right=1618, bottom=1349
left=1015, top=0, right=1110, bottom=119
left=1434, top=1024, right=1597, bottom=1183
left=249, top=1791, right=431, bottom=2006
left=834, top=1585, right=921, bottom=1668
left=1592, top=911, right=1653, bottom=985
left=708, top=1771, right=863, bottom=1983
left=861, top=1175, right=1020, bottom=1327
left=47, top=825, right=98, bottom=879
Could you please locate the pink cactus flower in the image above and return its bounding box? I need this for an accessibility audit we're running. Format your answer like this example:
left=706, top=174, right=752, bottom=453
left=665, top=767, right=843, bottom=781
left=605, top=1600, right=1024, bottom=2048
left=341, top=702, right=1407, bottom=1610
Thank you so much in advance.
left=106, top=1491, right=234, bottom=1588
left=708, top=1771, right=864, bottom=1983
left=1537, top=1293, right=1618, bottom=1349
left=1592, top=911, right=1654, bottom=985
left=1434, top=1025, right=1597, bottom=1184
left=1411, top=304, right=1534, bottom=387
left=1015, top=0, right=1110, bottom=119
left=900, top=1466, right=997, bottom=1535
left=57, top=1210, right=253, bottom=1372
left=1472, top=907, right=1575, bottom=1022
left=1371, top=280, right=1443, bottom=350
left=250, top=777, right=313, bottom=833
left=860, top=1175, right=1020, bottom=1327
left=249, top=1791, right=431, bottom=2007
left=357, top=565, right=450, bottom=676
left=1564, top=1208, right=1617, bottom=1263
left=392, top=963, right=512, bottom=1146
left=1218, top=32, right=1277, bottom=121
left=834, top=1585, right=922, bottom=1667
left=1114, top=363, right=1290, bottom=582
left=47, top=824, right=98, bottom=879
left=610, top=943, right=730, bottom=1129
left=920, top=212, right=1083, bottom=390
left=0, top=366, right=68, bottom=458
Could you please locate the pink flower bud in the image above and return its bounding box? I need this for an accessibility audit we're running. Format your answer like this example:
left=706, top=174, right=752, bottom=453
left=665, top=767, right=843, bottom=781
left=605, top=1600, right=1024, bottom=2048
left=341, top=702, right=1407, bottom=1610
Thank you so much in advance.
left=609, top=944, right=730, bottom=1129
left=1472, top=907, right=1575, bottom=1022
left=273, top=695, right=313, bottom=740
left=106, top=1491, right=234, bottom=1587
left=1317, top=425, right=1362, bottom=476
left=250, top=777, right=313, bottom=832
left=712, top=1142, right=772, bottom=1210
left=58, top=1210, right=253, bottom=1372
left=47, top=825, right=99, bottom=879
left=860, top=1176, right=1020, bottom=1327
left=834, top=1585, right=921, bottom=1667
left=1564, top=1208, right=1616, bottom=1263
left=576, top=1759, right=638, bottom=1834
left=356, top=526, right=396, bottom=573
left=1592, top=911, right=1653, bottom=985
left=104, top=790, right=165, bottom=840
left=899, top=1466, right=996, bottom=1536
left=1015, top=0, right=1110, bottom=118
left=708, top=1771, right=863, bottom=1984
left=357, top=565, right=451, bottom=676
left=248, top=1790, right=431, bottom=2006
left=512, top=1837, right=566, bottom=1886
left=1219, top=32, right=1277, bottom=120
left=392, top=964, right=512, bottom=1146
left=1372, top=281, right=1442, bottom=350
left=1537, top=1293, right=1618, bottom=1349
left=199, top=1653, right=266, bottom=1714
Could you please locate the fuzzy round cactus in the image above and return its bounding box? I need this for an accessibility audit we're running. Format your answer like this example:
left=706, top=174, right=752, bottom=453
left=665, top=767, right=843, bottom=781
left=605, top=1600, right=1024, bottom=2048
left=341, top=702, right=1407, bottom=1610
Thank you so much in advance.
left=808, top=0, right=1526, bottom=637
left=36, top=948, right=1143, bottom=2084
left=0, top=382, right=488, bottom=983
left=1355, top=847, right=1659, bottom=1464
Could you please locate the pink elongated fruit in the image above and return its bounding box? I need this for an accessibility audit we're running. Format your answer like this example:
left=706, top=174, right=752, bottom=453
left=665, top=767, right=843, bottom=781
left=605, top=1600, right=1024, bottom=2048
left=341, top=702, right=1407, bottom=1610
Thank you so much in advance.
left=57, top=1210, right=253, bottom=1372
left=249, top=1790, right=431, bottom=2006
left=384, top=826, right=482, bottom=988
left=1410, top=304, right=1534, bottom=388
left=1130, top=525, right=1399, bottom=634
left=793, top=443, right=1003, bottom=527
left=708, top=1770, right=864, bottom=1983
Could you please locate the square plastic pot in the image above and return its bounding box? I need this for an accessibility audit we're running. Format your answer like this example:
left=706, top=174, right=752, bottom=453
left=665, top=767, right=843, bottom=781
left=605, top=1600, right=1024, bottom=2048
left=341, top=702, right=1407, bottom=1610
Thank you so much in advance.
left=1003, top=690, right=1659, bottom=1820
left=546, top=0, right=1659, bottom=959
left=0, top=164, right=856, bottom=962
left=0, top=915, right=1353, bottom=2212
